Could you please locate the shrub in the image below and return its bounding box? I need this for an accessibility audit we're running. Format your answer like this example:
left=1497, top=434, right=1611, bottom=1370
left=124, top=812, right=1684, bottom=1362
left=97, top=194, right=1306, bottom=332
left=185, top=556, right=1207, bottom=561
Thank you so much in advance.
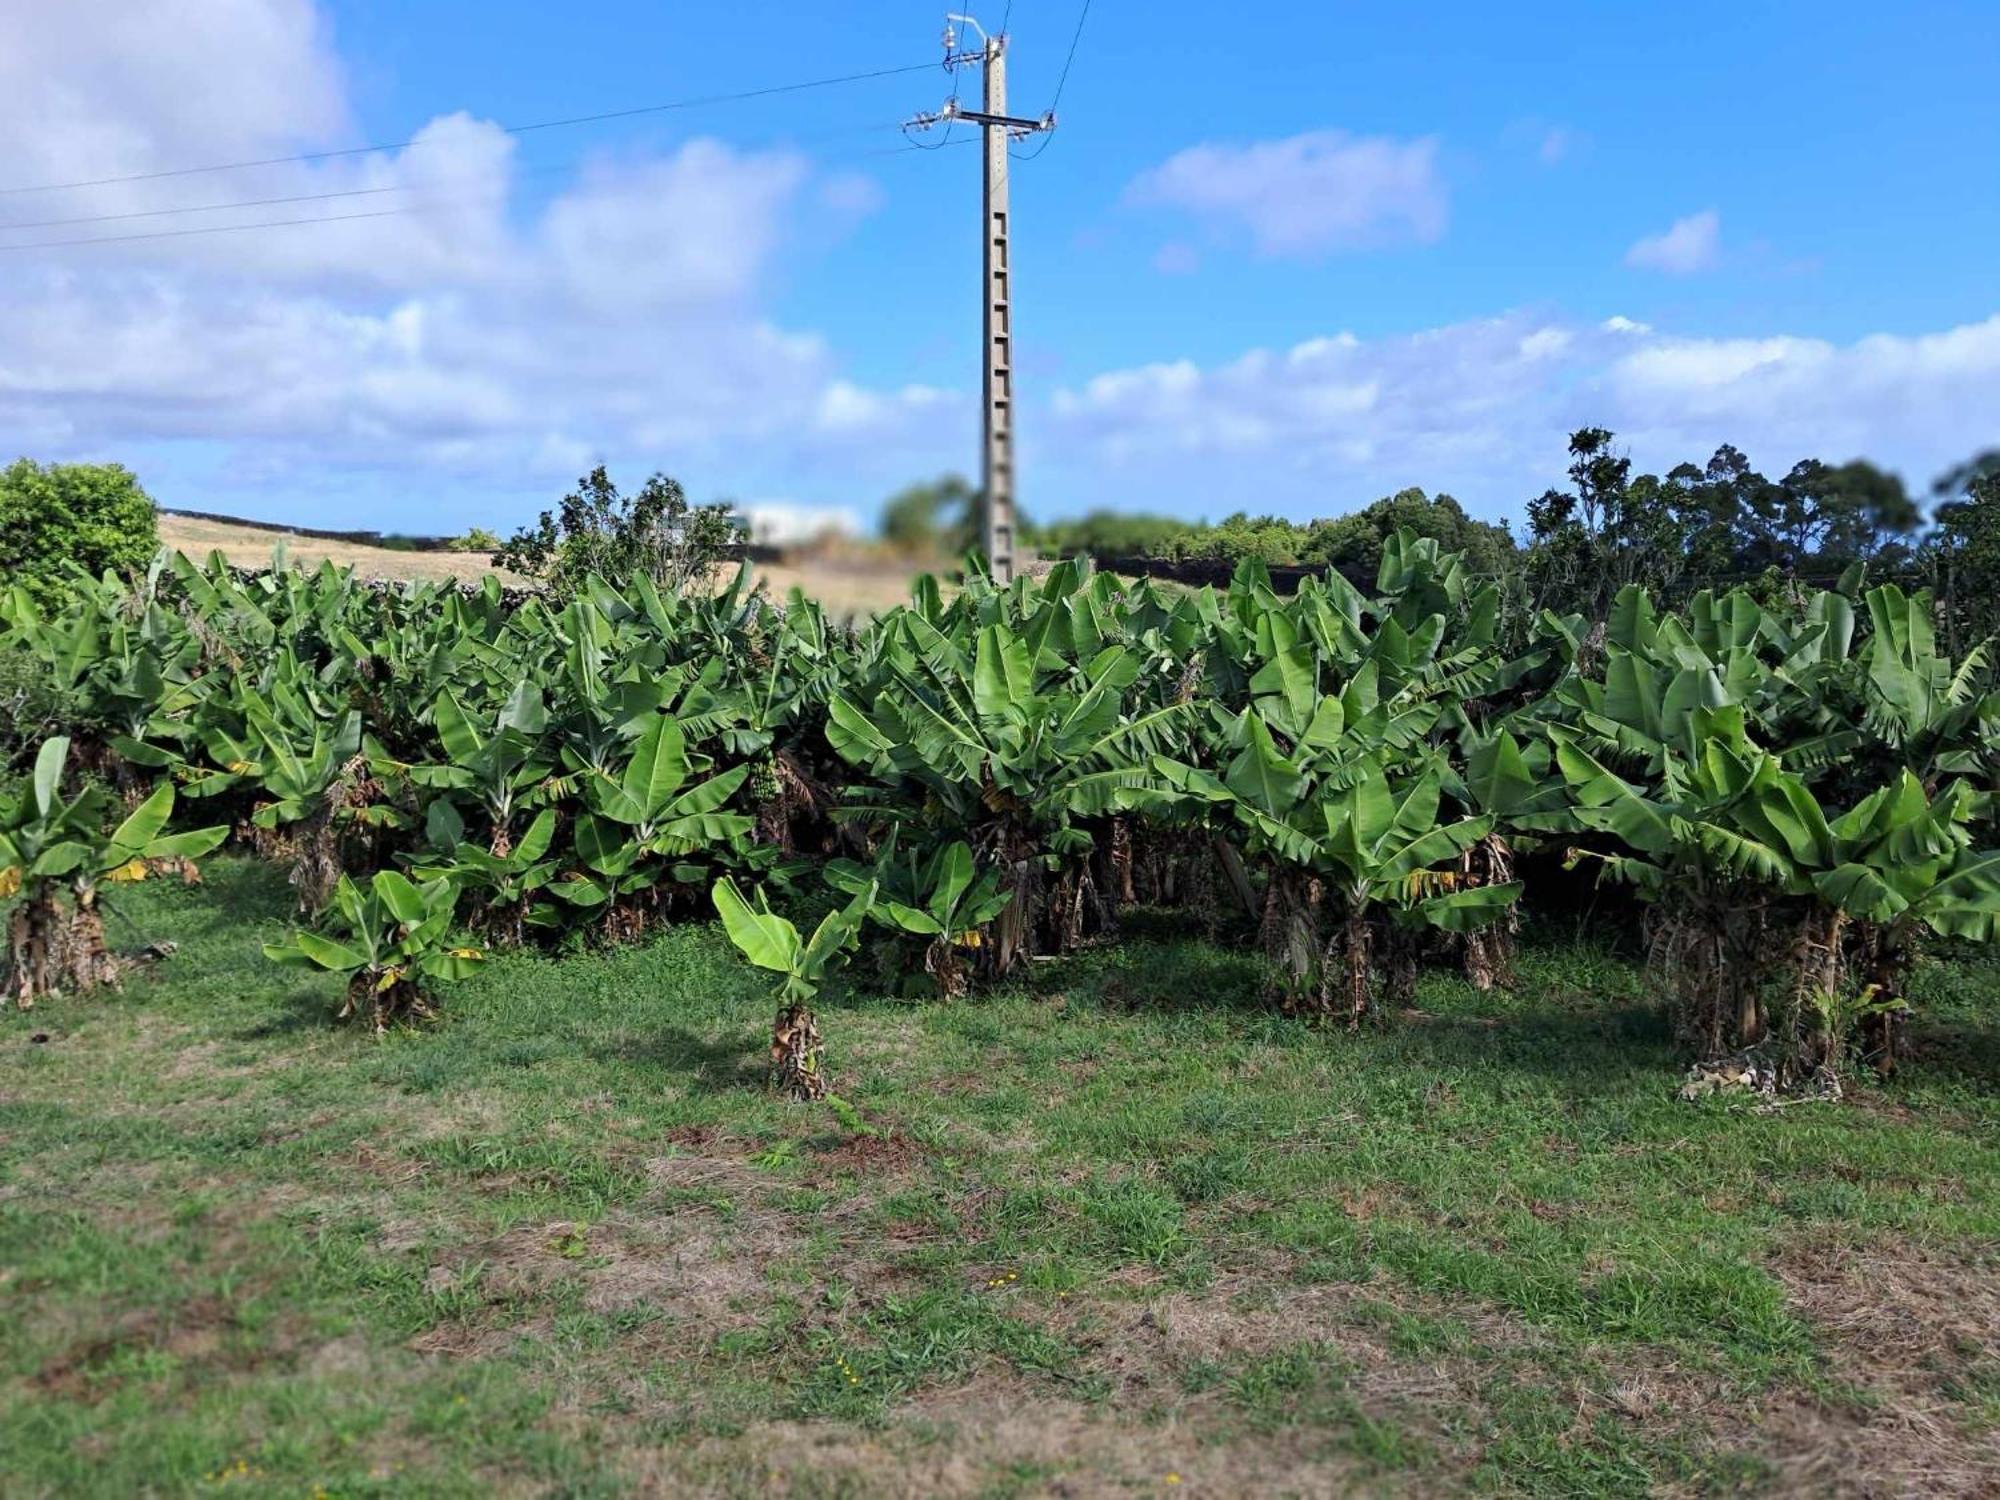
left=494, top=467, right=744, bottom=600
left=0, top=459, right=158, bottom=605
left=449, top=526, right=501, bottom=553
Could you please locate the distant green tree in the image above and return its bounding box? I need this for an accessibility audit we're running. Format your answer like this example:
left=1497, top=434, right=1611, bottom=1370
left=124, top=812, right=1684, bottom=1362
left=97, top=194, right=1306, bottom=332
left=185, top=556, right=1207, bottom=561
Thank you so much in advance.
left=1167, top=512, right=1304, bottom=566
left=1524, top=429, right=1923, bottom=618
left=0, top=458, right=158, bottom=606
left=880, top=475, right=980, bottom=556
left=1029, top=509, right=1197, bottom=558
left=494, top=467, right=743, bottom=600
left=1525, top=429, right=1709, bottom=617
left=1722, top=456, right=1920, bottom=576
left=1929, top=450, right=2000, bottom=654
left=1300, top=488, right=1515, bottom=577
left=449, top=526, right=502, bottom=554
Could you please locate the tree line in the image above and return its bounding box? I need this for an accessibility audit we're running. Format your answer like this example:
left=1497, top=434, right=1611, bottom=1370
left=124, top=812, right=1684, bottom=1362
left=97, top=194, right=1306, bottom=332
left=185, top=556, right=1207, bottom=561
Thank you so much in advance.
left=878, top=429, right=2000, bottom=645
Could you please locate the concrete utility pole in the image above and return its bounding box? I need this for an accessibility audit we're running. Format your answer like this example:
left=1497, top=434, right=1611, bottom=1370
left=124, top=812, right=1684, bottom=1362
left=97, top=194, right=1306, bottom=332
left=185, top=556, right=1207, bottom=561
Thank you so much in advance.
left=907, top=14, right=1053, bottom=585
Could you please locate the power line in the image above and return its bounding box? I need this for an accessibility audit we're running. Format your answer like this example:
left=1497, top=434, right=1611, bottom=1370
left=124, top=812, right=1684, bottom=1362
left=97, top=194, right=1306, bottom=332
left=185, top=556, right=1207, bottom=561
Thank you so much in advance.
left=0, top=119, right=919, bottom=235
left=0, top=133, right=978, bottom=254
left=1049, top=0, right=1093, bottom=113
left=0, top=207, right=410, bottom=253
left=1, top=179, right=429, bottom=233
left=1011, top=0, right=1092, bottom=162
left=0, top=61, right=938, bottom=198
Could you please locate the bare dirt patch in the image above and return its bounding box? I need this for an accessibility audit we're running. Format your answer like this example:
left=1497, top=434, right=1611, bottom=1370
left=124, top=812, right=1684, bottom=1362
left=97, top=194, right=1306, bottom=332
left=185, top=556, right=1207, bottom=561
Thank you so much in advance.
left=811, top=1131, right=930, bottom=1176
left=33, top=1296, right=247, bottom=1405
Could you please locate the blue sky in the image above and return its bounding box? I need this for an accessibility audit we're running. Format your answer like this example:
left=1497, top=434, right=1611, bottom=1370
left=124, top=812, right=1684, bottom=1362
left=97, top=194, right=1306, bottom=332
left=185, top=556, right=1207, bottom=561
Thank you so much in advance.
left=3, top=0, right=1997, bottom=537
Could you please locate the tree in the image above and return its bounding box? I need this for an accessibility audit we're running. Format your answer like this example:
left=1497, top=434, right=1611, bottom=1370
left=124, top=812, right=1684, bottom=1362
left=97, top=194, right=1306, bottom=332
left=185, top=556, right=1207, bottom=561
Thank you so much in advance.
left=1029, top=509, right=1196, bottom=558
left=1930, top=452, right=2000, bottom=652
left=1301, top=488, right=1515, bottom=577
left=1728, top=456, right=1919, bottom=576
left=494, top=467, right=743, bottom=601
left=1525, top=429, right=1706, bottom=618
left=880, top=474, right=980, bottom=556
left=1524, top=431, right=1924, bottom=620
left=0, top=459, right=158, bottom=606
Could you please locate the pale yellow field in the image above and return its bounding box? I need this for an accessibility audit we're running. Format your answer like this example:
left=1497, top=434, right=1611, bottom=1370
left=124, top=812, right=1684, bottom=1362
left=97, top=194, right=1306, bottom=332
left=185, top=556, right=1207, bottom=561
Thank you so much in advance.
left=155, top=514, right=936, bottom=617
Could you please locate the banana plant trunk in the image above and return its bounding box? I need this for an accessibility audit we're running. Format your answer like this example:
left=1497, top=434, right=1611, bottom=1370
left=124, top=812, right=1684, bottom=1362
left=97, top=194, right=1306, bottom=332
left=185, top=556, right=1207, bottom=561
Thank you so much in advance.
left=1789, top=906, right=1848, bottom=1076
left=1259, top=866, right=1321, bottom=1011
left=339, top=971, right=434, bottom=1034
left=1107, top=817, right=1135, bottom=905
left=1458, top=833, right=1517, bottom=992
left=1854, top=918, right=1908, bottom=1076
left=770, top=1003, right=828, bottom=1101
left=6, top=890, right=67, bottom=1008
left=925, top=937, right=971, bottom=1000
left=1381, top=920, right=1420, bottom=1010
left=1341, top=886, right=1372, bottom=1028
left=65, top=891, right=125, bottom=994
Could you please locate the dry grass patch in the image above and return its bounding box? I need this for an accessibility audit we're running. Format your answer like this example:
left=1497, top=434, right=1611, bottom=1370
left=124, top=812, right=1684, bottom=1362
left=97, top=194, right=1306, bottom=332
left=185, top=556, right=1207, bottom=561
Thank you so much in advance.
left=1760, top=1234, right=2000, bottom=1496
left=640, top=1388, right=1395, bottom=1499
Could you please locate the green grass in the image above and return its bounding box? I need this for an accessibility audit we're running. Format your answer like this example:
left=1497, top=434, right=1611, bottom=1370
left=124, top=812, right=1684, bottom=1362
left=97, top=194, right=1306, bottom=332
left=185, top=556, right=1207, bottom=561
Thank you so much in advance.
left=5, top=859, right=2000, bottom=1496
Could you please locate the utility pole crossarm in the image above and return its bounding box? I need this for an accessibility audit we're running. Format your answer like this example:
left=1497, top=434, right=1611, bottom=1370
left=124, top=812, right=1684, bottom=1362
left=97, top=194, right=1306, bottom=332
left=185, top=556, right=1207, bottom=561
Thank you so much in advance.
left=946, top=107, right=1052, bottom=132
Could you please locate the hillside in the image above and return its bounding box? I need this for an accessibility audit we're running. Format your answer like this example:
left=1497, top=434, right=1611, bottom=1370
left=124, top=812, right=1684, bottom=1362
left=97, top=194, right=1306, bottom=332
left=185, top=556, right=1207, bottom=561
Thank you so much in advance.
left=155, top=513, right=933, bottom=616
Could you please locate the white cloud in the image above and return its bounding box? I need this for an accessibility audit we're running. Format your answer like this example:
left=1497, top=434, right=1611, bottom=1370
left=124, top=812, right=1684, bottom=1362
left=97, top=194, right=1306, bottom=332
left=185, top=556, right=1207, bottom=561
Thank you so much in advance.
left=1538, top=127, right=1575, bottom=166
left=0, top=0, right=964, bottom=531
left=1046, top=313, right=2000, bottom=516
left=0, top=0, right=347, bottom=195
left=1127, top=131, right=1447, bottom=258
left=1625, top=209, right=1722, bottom=275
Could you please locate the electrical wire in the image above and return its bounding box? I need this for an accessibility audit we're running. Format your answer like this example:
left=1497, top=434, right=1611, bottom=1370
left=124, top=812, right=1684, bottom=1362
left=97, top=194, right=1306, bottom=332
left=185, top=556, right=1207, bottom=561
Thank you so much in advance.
left=0, top=61, right=938, bottom=197
left=2, top=179, right=429, bottom=233
left=0, top=207, right=411, bottom=253
left=1048, top=0, right=1092, bottom=113
left=0, top=118, right=912, bottom=235
left=1012, top=0, right=1092, bottom=161
left=0, top=130, right=977, bottom=253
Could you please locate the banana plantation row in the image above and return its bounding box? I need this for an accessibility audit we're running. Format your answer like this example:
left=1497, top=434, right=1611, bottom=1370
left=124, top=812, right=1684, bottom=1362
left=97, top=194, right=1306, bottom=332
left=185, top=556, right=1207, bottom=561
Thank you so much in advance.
left=4, top=538, right=1997, bottom=1098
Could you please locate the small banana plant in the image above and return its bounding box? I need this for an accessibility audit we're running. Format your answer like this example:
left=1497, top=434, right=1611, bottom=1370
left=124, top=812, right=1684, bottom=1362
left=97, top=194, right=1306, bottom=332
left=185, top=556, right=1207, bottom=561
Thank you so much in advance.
left=264, top=870, right=483, bottom=1031
left=712, top=877, right=873, bottom=1100
left=825, top=834, right=1012, bottom=997
left=1, top=737, right=226, bottom=1006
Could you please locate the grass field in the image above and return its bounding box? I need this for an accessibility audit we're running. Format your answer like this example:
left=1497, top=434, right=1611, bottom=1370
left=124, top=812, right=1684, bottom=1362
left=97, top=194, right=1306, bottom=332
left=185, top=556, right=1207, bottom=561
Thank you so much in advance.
left=5, top=861, right=2000, bottom=1497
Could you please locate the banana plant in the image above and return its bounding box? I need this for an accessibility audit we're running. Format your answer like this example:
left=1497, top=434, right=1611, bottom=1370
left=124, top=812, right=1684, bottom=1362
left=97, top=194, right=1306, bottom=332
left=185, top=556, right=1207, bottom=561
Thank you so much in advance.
left=412, top=682, right=553, bottom=856
left=827, top=616, right=1189, bottom=969
left=1, top=738, right=225, bottom=1006
left=1443, top=726, right=1574, bottom=989
left=712, top=877, right=873, bottom=1100
left=1552, top=705, right=2000, bottom=1076
left=824, top=834, right=1012, bottom=996
left=410, top=804, right=562, bottom=948
left=264, top=870, right=482, bottom=1031
left=1162, top=708, right=1514, bottom=1021
left=544, top=712, right=755, bottom=938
